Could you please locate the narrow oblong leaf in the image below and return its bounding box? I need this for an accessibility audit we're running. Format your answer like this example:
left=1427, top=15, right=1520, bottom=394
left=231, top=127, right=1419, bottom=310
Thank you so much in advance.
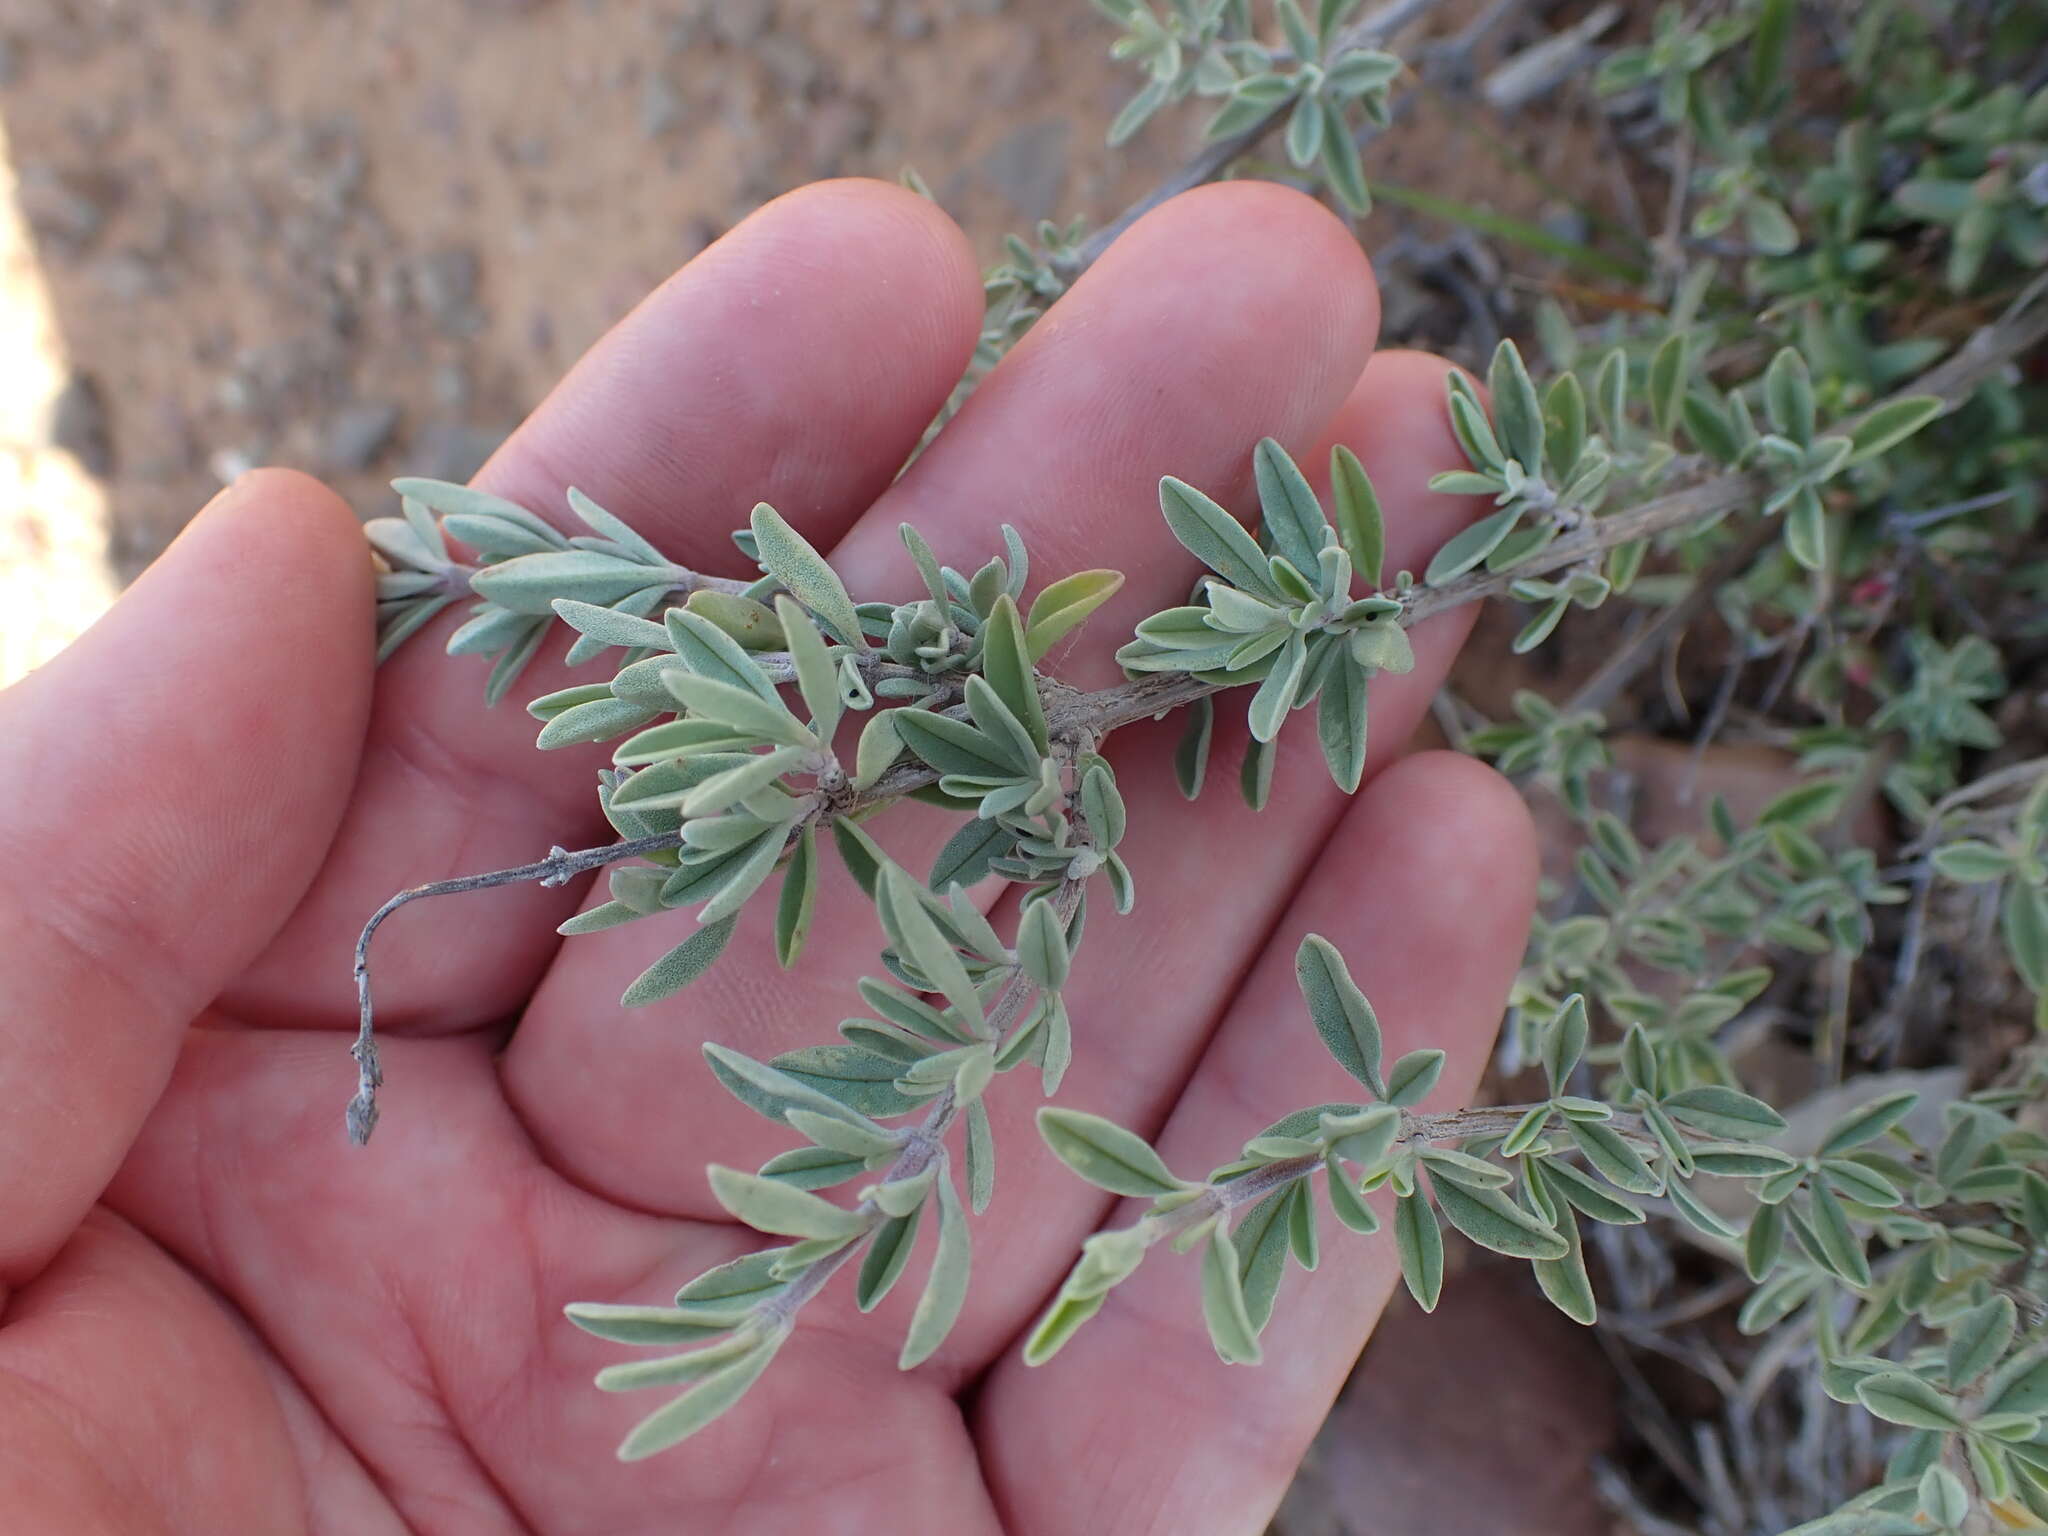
left=1025, top=570, right=1125, bottom=661
left=614, top=1341, right=779, bottom=1461
left=898, top=1168, right=971, bottom=1369
left=1429, top=1170, right=1569, bottom=1260
left=706, top=1165, right=868, bottom=1241
left=1393, top=1191, right=1444, bottom=1311
left=1295, top=934, right=1384, bottom=1095
left=857, top=1207, right=923, bottom=1312
left=621, top=917, right=738, bottom=1006
left=1159, top=476, right=1281, bottom=598
left=1201, top=1225, right=1263, bottom=1365
left=751, top=502, right=864, bottom=647
left=1037, top=1107, right=1185, bottom=1198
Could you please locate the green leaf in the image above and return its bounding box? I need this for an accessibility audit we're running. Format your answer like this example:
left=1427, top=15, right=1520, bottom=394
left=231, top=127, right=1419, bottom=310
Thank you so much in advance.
left=1488, top=341, right=1546, bottom=477
left=703, top=1042, right=888, bottom=1133
left=550, top=599, right=673, bottom=654
left=2003, top=882, right=2048, bottom=992
left=1566, top=1118, right=1661, bottom=1195
left=1764, top=347, right=1815, bottom=445
left=774, top=825, right=818, bottom=969
left=1529, top=1186, right=1596, bottom=1324
left=1025, top=570, right=1125, bottom=661
left=1424, top=507, right=1521, bottom=585
left=1542, top=993, right=1588, bottom=1094
left=1855, top=1371, right=1962, bottom=1431
left=775, top=597, right=842, bottom=741
left=1385, top=1048, right=1445, bottom=1107
left=1159, top=477, right=1281, bottom=598
left=1254, top=437, right=1330, bottom=576
left=857, top=1207, right=924, bottom=1312
left=1017, top=897, right=1071, bottom=991
left=1325, top=1157, right=1380, bottom=1233
left=1535, top=1155, right=1647, bottom=1226
left=1662, top=1085, right=1787, bottom=1140
left=1316, top=651, right=1370, bottom=793
left=769, top=1043, right=923, bottom=1118
left=979, top=594, right=1050, bottom=754
left=614, top=1340, right=779, bottom=1461
left=564, top=1303, right=746, bottom=1347
left=666, top=673, right=813, bottom=748
left=930, top=816, right=1016, bottom=891
left=1743, top=1201, right=1785, bottom=1281
left=1201, top=1224, right=1263, bottom=1365
left=893, top=708, right=1023, bottom=780
left=1948, top=1294, right=2017, bottom=1390
left=1807, top=1183, right=1872, bottom=1289
left=706, top=1165, right=868, bottom=1240
left=830, top=816, right=886, bottom=898
left=1932, top=840, right=2014, bottom=883
left=664, top=607, right=782, bottom=702
left=1328, top=445, right=1384, bottom=590
left=1232, top=1187, right=1295, bottom=1333
left=1428, top=1170, right=1568, bottom=1260
left=1393, top=1192, right=1444, bottom=1311
left=1819, top=1091, right=1919, bottom=1156
left=1293, top=935, right=1384, bottom=1095
left=1648, top=332, right=1689, bottom=438
left=1248, top=631, right=1308, bottom=743
left=1037, top=1107, right=1185, bottom=1198
left=1847, top=395, right=1943, bottom=464
left=1320, top=111, right=1370, bottom=214
left=1284, top=89, right=1327, bottom=168
left=966, top=1099, right=995, bottom=1215
left=896, top=1167, right=971, bottom=1369
left=1240, top=735, right=1276, bottom=811
left=751, top=502, right=864, bottom=648
left=879, top=866, right=984, bottom=1027
left=620, top=917, right=738, bottom=1006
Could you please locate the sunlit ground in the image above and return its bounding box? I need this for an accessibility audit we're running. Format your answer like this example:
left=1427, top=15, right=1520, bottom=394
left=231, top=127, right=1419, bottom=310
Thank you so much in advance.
left=0, top=116, right=115, bottom=688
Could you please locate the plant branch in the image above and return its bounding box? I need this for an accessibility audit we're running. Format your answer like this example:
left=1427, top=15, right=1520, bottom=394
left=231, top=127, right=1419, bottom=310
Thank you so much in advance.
left=1054, top=0, right=1443, bottom=280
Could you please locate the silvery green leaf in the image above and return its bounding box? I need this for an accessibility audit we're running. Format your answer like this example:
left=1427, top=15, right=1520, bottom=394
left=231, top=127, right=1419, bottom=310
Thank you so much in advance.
left=1424, top=507, right=1521, bottom=586
left=565, top=1302, right=746, bottom=1347
left=392, top=477, right=554, bottom=544
left=1320, top=111, right=1370, bottom=214
left=551, top=599, right=673, bottom=654
left=1277, top=0, right=1317, bottom=60
left=769, top=1044, right=922, bottom=1118
left=899, top=1167, right=970, bottom=1369
left=1023, top=570, right=1124, bottom=661
left=1566, top=1118, right=1661, bottom=1195
left=1420, top=1147, right=1513, bottom=1191
left=1231, top=1186, right=1294, bottom=1333
left=757, top=1145, right=866, bottom=1190
left=930, top=817, right=1016, bottom=891
left=1205, top=76, right=1289, bottom=138
left=750, top=502, right=863, bottom=648
left=528, top=682, right=621, bottom=723
left=785, top=1108, right=897, bottom=1161
left=681, top=590, right=787, bottom=653
left=1917, top=1465, right=1968, bottom=1529
left=1947, top=1293, right=2016, bottom=1390
left=1248, top=630, right=1308, bottom=743
left=1316, top=650, right=1369, bottom=793
left=966, top=1099, right=996, bottom=1215
left=979, top=594, right=1050, bottom=753
left=1742, top=1201, right=1785, bottom=1281
left=1254, top=439, right=1328, bottom=579
left=879, top=866, right=985, bottom=1027
left=1531, top=1198, right=1596, bottom=1325
left=1294, top=935, right=1383, bottom=1095
left=1321, top=1104, right=1399, bottom=1165
left=1384, top=1048, right=1444, bottom=1107
left=703, top=1041, right=888, bottom=1133
left=1159, top=477, right=1283, bottom=599
left=1325, top=47, right=1399, bottom=95
left=558, top=899, right=653, bottom=937
left=1487, top=341, right=1546, bottom=479
left=1081, top=762, right=1126, bottom=848
left=773, top=825, right=818, bottom=969
left=615, top=1338, right=779, bottom=1461
left=965, top=674, right=1042, bottom=776
left=562, top=486, right=666, bottom=566
left=535, top=697, right=658, bottom=751
left=1647, top=331, right=1689, bottom=438
left=1855, top=1371, right=1962, bottom=1432
left=1666, top=1175, right=1739, bottom=1241
left=1037, top=1107, right=1185, bottom=1197
left=1017, top=897, right=1071, bottom=991
left=1541, top=993, right=1588, bottom=1094
left=1931, top=840, right=2013, bottom=883
left=2003, top=881, right=2048, bottom=991
left=1171, top=695, right=1215, bottom=800
left=1500, top=1103, right=1552, bottom=1158
left=665, top=673, right=813, bottom=749
left=446, top=605, right=538, bottom=659
left=706, top=1165, right=867, bottom=1240
left=469, top=549, right=662, bottom=617
left=1429, top=1170, right=1568, bottom=1260
left=680, top=747, right=809, bottom=817
left=1847, top=395, right=1943, bottom=463
left=1817, top=1158, right=1902, bottom=1207
left=674, top=1249, right=790, bottom=1311
left=1764, top=347, right=1815, bottom=445
left=1784, top=488, right=1827, bottom=572
left=1240, top=735, right=1276, bottom=810
left=596, top=1328, right=766, bottom=1395
left=1663, top=1085, right=1786, bottom=1141
left=1689, top=1143, right=1800, bottom=1179
left=1325, top=1157, right=1380, bottom=1233
left=871, top=1163, right=938, bottom=1218
left=1024, top=1288, right=1109, bottom=1365
left=665, top=607, right=781, bottom=702
left=857, top=1206, right=924, bottom=1313
left=689, top=825, right=786, bottom=926
left=1393, top=1192, right=1444, bottom=1311
left=858, top=975, right=974, bottom=1044
left=1533, top=1154, right=1645, bottom=1226
left=767, top=598, right=838, bottom=743
left=1102, top=852, right=1136, bottom=915
left=1806, top=1183, right=1872, bottom=1288
left=1446, top=376, right=1504, bottom=470
left=893, top=708, right=1023, bottom=780
left=1041, top=994, right=1074, bottom=1094
left=1326, top=444, right=1384, bottom=591
left=1201, top=1225, right=1263, bottom=1365
left=1107, top=75, right=1170, bottom=148
left=620, top=916, right=738, bottom=1006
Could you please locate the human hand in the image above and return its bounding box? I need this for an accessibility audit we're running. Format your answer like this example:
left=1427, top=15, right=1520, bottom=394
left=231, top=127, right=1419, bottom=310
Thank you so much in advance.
left=0, top=180, right=1534, bottom=1534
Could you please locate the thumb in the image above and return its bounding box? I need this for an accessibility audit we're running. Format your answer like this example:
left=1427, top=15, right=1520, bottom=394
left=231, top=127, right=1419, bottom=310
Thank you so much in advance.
left=0, top=470, right=372, bottom=1287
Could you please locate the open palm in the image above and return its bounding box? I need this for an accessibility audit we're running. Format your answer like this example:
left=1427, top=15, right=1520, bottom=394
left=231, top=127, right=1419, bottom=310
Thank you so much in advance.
left=0, top=180, right=1536, bottom=1534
